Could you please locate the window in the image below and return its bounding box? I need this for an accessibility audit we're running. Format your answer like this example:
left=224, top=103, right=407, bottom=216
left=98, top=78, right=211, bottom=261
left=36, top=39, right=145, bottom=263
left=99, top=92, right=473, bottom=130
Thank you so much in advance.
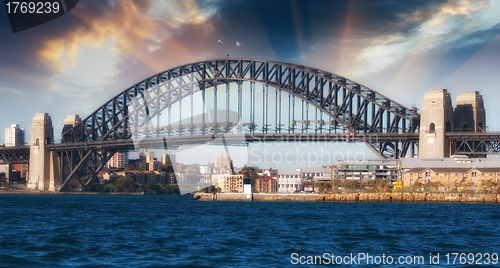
left=429, top=123, right=435, bottom=133
left=472, top=170, right=477, bottom=184
left=425, top=170, right=431, bottom=183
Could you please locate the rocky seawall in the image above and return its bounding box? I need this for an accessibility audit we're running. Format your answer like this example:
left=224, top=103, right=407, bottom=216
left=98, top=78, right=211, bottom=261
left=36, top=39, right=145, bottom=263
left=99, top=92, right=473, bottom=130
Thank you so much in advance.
left=196, top=192, right=500, bottom=203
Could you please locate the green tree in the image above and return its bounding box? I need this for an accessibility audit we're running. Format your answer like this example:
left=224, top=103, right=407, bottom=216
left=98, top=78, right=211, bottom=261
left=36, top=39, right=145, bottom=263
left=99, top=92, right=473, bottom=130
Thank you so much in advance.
left=480, top=180, right=499, bottom=193
left=160, top=184, right=180, bottom=195
left=315, top=181, right=331, bottom=193
left=344, top=180, right=360, bottom=193
left=105, top=183, right=115, bottom=192
left=88, top=182, right=105, bottom=192
left=114, top=176, right=137, bottom=192
left=124, top=164, right=137, bottom=171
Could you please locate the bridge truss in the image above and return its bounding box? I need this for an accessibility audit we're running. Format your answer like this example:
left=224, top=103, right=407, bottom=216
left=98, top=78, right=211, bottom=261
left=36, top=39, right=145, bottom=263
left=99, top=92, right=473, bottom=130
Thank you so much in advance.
left=58, top=59, right=420, bottom=191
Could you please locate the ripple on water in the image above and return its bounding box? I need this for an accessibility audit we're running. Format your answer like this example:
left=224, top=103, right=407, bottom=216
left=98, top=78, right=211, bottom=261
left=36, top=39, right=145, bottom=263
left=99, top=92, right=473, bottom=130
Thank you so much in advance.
left=0, top=195, right=500, bottom=267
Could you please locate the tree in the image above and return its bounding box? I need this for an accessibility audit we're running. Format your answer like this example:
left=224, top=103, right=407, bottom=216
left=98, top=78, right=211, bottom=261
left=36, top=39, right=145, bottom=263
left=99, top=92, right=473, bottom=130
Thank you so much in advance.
left=114, top=176, right=137, bottom=192
left=88, top=182, right=105, bottom=192
left=160, top=184, right=180, bottom=195
left=315, top=181, right=331, bottom=193
left=105, top=183, right=115, bottom=192
left=124, top=163, right=137, bottom=171
left=344, top=180, right=360, bottom=193
left=480, top=180, right=499, bottom=193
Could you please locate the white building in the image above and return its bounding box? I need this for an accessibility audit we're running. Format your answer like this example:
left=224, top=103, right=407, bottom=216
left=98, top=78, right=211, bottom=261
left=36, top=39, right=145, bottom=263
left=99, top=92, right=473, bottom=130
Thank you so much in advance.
left=199, top=165, right=213, bottom=174
left=300, top=166, right=332, bottom=182
left=211, top=173, right=233, bottom=186
left=335, top=160, right=398, bottom=181
left=5, top=124, right=25, bottom=147
left=277, top=169, right=303, bottom=193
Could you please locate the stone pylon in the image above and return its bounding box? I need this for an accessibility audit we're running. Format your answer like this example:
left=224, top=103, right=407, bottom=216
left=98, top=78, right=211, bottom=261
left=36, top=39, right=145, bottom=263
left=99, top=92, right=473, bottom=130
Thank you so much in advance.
left=27, top=113, right=54, bottom=190
left=419, top=89, right=454, bottom=158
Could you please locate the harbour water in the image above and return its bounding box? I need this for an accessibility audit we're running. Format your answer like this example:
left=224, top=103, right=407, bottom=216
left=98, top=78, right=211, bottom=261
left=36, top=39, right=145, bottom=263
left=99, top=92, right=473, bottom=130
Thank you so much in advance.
left=1, top=194, right=499, bottom=267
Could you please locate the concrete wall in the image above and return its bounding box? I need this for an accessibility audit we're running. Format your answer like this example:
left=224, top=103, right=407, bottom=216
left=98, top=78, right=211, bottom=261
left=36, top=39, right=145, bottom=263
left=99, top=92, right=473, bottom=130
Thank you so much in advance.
left=196, top=193, right=499, bottom=203
left=215, top=193, right=253, bottom=201
left=253, top=193, right=321, bottom=202
left=403, top=169, right=499, bottom=191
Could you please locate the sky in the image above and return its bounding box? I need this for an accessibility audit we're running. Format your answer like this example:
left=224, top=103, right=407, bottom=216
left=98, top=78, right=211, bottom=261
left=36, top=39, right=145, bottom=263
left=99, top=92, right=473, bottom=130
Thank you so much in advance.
left=1, top=0, right=500, bottom=168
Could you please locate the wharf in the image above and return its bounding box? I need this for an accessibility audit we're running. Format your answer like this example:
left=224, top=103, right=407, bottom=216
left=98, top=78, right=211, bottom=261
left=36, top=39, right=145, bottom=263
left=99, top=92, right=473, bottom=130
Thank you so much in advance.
left=196, top=192, right=499, bottom=203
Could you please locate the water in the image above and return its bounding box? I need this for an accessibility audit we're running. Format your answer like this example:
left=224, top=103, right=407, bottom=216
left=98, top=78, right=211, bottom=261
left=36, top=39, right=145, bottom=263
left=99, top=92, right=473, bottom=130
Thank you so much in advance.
left=1, top=194, right=499, bottom=267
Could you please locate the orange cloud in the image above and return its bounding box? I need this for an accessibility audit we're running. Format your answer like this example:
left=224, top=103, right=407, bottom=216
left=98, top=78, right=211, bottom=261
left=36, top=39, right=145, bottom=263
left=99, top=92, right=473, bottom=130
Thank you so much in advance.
left=38, top=0, right=216, bottom=73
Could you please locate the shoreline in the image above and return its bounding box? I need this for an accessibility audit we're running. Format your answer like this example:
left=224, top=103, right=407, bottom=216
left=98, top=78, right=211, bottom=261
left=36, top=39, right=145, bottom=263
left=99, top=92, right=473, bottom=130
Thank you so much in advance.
left=196, top=192, right=500, bottom=203
left=0, top=188, right=175, bottom=195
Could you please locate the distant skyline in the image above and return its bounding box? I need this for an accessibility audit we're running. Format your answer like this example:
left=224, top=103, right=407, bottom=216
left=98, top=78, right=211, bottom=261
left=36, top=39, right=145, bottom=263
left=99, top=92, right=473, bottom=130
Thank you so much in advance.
left=1, top=0, right=500, bottom=168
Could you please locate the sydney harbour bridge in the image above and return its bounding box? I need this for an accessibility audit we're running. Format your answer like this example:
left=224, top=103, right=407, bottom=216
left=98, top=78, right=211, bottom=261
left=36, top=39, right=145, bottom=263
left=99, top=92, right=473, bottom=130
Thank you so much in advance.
left=1, top=59, right=500, bottom=191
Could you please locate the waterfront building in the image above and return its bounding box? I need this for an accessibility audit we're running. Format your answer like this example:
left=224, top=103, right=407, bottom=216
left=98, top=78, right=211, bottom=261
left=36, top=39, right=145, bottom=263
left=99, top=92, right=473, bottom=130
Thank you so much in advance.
left=211, top=173, right=233, bottom=186
left=301, top=166, right=332, bottom=182
left=255, top=177, right=277, bottom=193
left=335, top=160, right=398, bottom=182
left=217, top=174, right=244, bottom=193
left=243, top=178, right=252, bottom=193
left=5, top=124, right=25, bottom=147
left=399, top=156, right=500, bottom=190
left=277, top=169, right=302, bottom=193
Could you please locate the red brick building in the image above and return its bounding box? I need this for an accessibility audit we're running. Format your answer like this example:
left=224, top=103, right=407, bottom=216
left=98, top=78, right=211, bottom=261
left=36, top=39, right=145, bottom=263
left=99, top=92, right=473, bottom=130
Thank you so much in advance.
left=255, top=177, right=277, bottom=193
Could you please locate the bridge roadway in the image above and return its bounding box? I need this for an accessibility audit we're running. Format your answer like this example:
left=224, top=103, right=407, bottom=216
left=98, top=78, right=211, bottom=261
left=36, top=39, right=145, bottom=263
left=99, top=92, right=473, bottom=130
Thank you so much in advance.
left=3, top=132, right=500, bottom=164
left=0, top=132, right=419, bottom=163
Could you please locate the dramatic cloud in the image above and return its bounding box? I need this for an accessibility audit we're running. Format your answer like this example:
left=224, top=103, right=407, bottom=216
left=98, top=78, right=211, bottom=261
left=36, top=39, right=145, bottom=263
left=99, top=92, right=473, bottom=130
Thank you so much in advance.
left=1, top=0, right=500, bottom=145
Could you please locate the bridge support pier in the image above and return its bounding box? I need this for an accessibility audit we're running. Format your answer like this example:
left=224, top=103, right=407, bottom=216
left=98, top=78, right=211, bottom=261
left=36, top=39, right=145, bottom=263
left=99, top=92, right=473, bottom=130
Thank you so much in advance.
left=49, top=151, right=62, bottom=192
left=27, top=113, right=59, bottom=191
left=419, top=89, right=454, bottom=158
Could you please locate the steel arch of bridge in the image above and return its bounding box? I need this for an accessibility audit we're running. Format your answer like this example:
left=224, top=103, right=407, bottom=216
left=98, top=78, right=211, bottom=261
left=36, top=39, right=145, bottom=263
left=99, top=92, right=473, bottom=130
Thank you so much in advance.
left=62, top=59, right=420, bottom=159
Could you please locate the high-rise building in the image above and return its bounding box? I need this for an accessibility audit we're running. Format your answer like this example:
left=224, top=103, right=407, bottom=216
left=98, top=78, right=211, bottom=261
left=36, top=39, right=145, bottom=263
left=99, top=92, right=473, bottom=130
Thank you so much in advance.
left=5, top=124, right=25, bottom=147
left=106, top=152, right=129, bottom=168
left=161, top=152, right=176, bottom=165
left=214, top=154, right=232, bottom=170
left=149, top=159, right=161, bottom=172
